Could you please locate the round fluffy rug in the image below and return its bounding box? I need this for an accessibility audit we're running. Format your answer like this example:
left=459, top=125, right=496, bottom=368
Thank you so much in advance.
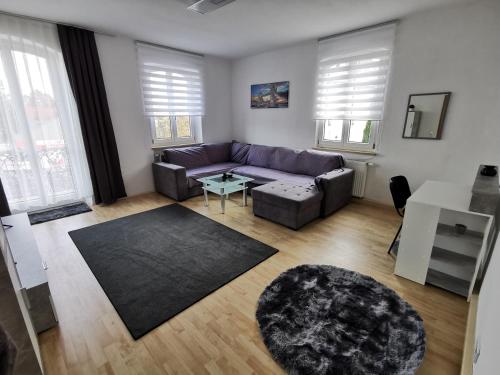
left=256, top=265, right=426, bottom=375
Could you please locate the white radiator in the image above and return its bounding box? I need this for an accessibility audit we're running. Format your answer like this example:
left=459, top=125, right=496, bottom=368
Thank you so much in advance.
left=345, top=160, right=369, bottom=198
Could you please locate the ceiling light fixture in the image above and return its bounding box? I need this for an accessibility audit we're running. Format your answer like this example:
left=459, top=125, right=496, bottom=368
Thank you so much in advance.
left=187, top=0, right=236, bottom=14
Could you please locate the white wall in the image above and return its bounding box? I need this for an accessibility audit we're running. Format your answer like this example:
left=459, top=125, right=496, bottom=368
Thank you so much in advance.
left=95, top=35, right=233, bottom=197
left=232, top=0, right=500, bottom=204
left=474, top=240, right=500, bottom=374
left=203, top=56, right=233, bottom=143
left=96, top=36, right=153, bottom=196
left=232, top=42, right=317, bottom=150
left=97, top=0, right=500, bottom=203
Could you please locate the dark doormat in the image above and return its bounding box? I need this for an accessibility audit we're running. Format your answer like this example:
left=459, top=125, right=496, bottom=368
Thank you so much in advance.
left=29, top=202, right=92, bottom=225
left=68, top=204, right=278, bottom=340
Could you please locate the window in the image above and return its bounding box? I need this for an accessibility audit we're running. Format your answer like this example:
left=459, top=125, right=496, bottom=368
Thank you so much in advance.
left=314, top=23, right=396, bottom=151
left=320, top=119, right=379, bottom=149
left=0, top=14, right=92, bottom=212
left=150, top=115, right=194, bottom=143
left=136, top=43, right=204, bottom=145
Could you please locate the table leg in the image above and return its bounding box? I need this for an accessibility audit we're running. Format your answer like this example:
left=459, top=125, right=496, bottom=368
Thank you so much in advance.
left=220, top=188, right=225, bottom=214
left=203, top=185, right=208, bottom=207
left=242, top=183, right=247, bottom=206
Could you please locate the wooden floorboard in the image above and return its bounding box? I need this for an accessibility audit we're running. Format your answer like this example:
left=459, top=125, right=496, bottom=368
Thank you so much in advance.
left=34, top=192, right=468, bottom=374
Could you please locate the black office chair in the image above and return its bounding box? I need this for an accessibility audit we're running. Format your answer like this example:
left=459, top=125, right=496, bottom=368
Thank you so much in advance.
left=388, top=175, right=411, bottom=254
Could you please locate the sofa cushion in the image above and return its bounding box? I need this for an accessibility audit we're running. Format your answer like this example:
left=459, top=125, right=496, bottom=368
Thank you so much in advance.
left=203, top=143, right=231, bottom=164
left=269, top=147, right=302, bottom=174
left=232, top=165, right=315, bottom=186
left=231, top=141, right=251, bottom=164
left=186, top=162, right=242, bottom=188
left=252, top=181, right=323, bottom=211
left=163, top=146, right=210, bottom=169
left=246, top=144, right=277, bottom=168
left=296, top=150, right=344, bottom=177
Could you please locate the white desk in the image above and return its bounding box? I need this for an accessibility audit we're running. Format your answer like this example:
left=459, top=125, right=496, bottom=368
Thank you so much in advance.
left=394, top=181, right=496, bottom=300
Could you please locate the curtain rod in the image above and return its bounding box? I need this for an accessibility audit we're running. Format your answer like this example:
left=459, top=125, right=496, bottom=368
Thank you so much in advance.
left=0, top=9, right=116, bottom=37
left=318, top=19, right=398, bottom=42
left=135, top=40, right=204, bottom=58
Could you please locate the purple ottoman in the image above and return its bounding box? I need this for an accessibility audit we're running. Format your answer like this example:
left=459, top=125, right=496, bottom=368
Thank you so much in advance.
left=252, top=181, right=324, bottom=230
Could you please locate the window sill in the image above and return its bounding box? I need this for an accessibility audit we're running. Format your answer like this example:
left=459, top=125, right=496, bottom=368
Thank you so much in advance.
left=313, top=146, right=377, bottom=155
left=151, top=142, right=201, bottom=150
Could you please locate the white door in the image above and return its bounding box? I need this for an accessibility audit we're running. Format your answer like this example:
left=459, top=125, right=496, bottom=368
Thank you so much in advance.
left=0, top=15, right=92, bottom=212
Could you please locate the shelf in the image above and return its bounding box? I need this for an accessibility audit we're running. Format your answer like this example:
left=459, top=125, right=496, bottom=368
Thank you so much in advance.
left=203, top=184, right=247, bottom=195
left=429, top=246, right=476, bottom=281
left=2, top=214, right=47, bottom=289
left=434, top=223, right=483, bottom=258
left=426, top=269, right=469, bottom=297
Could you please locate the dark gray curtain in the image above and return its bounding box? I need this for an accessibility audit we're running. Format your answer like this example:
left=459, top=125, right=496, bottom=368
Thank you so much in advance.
left=0, top=178, right=11, bottom=217
left=57, top=25, right=126, bottom=204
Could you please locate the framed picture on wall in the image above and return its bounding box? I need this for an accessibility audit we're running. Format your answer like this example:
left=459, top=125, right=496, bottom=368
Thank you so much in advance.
left=251, top=81, right=289, bottom=108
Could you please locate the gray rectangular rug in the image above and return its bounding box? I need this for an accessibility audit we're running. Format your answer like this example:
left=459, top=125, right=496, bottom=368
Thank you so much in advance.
left=68, top=204, right=277, bottom=339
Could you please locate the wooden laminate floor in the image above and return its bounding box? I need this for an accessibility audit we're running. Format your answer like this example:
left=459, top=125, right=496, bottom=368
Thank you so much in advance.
left=34, top=193, right=468, bottom=375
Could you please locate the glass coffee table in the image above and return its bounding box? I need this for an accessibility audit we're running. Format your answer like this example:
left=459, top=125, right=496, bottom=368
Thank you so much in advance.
left=197, top=174, right=254, bottom=214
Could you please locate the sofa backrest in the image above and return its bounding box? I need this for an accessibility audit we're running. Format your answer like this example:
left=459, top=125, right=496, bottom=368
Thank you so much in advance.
left=202, top=143, right=231, bottom=164
left=162, top=141, right=344, bottom=175
left=269, top=147, right=302, bottom=174
left=248, top=144, right=344, bottom=176
left=246, top=144, right=277, bottom=168
left=295, top=150, right=344, bottom=176
left=163, top=146, right=210, bottom=169
left=247, top=145, right=344, bottom=177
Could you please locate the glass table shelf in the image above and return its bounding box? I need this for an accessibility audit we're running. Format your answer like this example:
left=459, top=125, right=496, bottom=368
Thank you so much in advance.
left=197, top=174, right=254, bottom=213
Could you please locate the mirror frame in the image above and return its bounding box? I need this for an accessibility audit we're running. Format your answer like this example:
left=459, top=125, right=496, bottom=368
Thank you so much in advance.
left=402, top=91, right=451, bottom=140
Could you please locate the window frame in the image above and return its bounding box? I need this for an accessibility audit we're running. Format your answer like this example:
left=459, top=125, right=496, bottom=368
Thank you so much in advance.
left=149, top=115, right=198, bottom=147
left=316, top=119, right=380, bottom=152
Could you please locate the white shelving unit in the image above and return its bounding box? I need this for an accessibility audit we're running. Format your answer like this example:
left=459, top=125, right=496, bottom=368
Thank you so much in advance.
left=1, top=213, right=59, bottom=373
left=394, top=181, right=496, bottom=300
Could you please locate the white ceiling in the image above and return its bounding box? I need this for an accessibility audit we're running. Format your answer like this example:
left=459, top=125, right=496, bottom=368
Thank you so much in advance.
left=0, top=0, right=474, bottom=59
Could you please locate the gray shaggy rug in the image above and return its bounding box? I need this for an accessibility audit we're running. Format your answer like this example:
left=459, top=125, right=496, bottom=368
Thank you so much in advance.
left=256, top=265, right=426, bottom=375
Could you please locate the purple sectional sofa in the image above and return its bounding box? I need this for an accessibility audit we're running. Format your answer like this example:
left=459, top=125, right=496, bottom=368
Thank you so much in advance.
left=152, top=141, right=354, bottom=228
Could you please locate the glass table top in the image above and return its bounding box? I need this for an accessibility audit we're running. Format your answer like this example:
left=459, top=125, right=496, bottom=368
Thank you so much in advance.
left=197, top=174, right=253, bottom=188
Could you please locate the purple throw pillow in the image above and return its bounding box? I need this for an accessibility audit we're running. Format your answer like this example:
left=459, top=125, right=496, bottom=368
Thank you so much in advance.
left=231, top=142, right=251, bottom=164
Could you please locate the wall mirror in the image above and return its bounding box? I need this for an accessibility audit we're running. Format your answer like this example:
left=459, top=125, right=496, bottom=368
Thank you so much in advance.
left=402, top=92, right=451, bottom=139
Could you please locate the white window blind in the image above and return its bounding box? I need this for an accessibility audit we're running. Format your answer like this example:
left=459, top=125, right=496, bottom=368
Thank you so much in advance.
left=314, top=23, right=396, bottom=120
left=136, top=43, right=205, bottom=116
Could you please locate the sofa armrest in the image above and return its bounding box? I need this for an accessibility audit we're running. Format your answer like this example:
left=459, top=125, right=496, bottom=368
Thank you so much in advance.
left=152, top=162, right=188, bottom=201
left=315, top=168, right=354, bottom=217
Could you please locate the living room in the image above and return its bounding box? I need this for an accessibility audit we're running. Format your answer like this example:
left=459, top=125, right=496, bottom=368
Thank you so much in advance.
left=0, top=0, right=499, bottom=374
